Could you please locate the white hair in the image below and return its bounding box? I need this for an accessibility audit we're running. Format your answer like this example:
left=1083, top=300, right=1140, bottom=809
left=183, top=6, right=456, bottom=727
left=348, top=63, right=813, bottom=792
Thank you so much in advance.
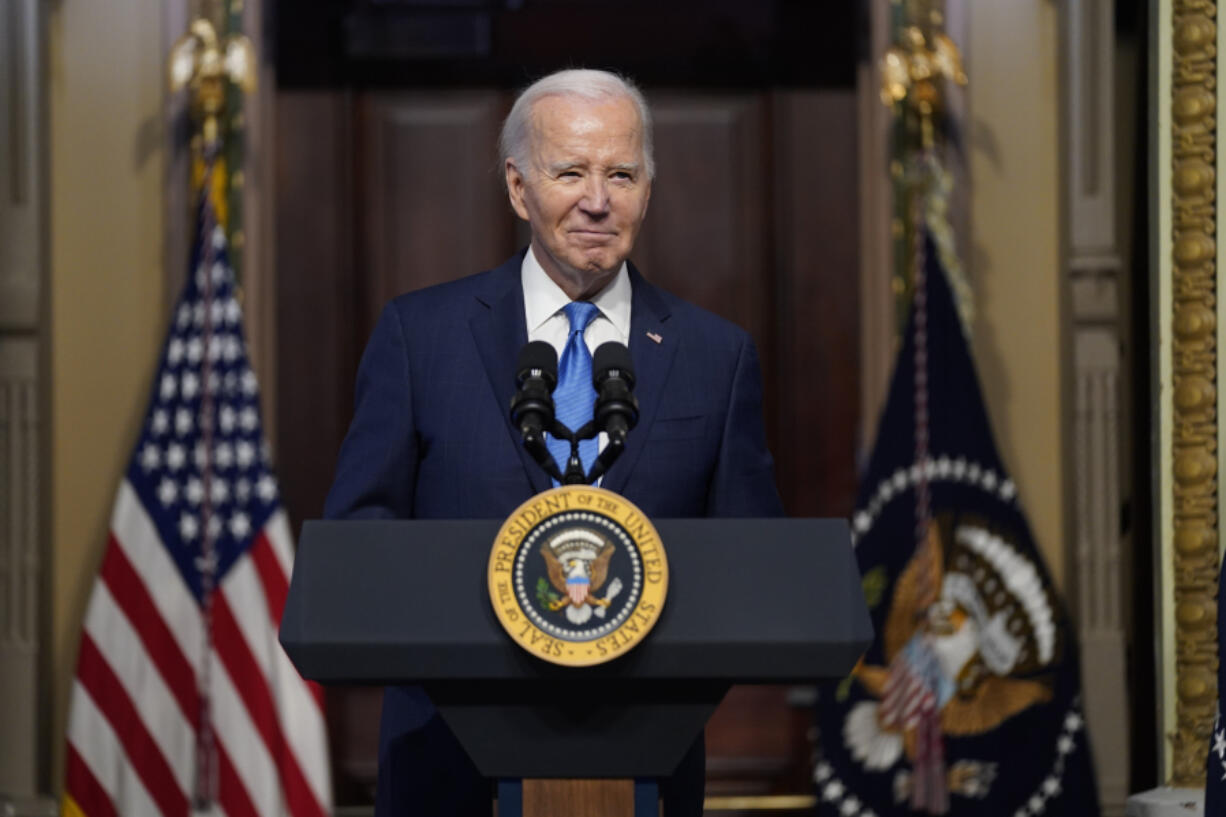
left=500, top=69, right=655, bottom=182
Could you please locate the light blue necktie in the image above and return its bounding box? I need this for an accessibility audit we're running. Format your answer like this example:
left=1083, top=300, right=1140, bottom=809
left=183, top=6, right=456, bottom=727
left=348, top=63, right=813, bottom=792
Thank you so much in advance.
left=547, top=301, right=600, bottom=481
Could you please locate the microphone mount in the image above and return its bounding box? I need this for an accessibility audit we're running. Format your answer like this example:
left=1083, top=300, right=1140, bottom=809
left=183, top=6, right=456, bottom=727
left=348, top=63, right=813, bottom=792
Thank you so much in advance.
left=548, top=419, right=603, bottom=486
left=512, top=341, right=638, bottom=487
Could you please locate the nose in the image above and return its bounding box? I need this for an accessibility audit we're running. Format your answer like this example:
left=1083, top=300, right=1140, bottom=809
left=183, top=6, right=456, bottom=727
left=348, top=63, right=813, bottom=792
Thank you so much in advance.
left=579, top=175, right=610, bottom=216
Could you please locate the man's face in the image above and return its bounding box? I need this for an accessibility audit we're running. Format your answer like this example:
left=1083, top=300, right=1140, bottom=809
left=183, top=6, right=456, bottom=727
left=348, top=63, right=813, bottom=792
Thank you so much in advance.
left=506, top=94, right=652, bottom=300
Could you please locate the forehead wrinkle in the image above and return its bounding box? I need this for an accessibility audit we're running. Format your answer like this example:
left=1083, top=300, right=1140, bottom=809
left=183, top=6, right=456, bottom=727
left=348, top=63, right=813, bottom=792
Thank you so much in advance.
left=527, top=96, right=645, bottom=171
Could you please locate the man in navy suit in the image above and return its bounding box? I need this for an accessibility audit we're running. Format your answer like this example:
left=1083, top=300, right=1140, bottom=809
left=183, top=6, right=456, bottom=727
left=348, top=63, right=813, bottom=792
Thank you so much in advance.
left=325, top=68, right=783, bottom=817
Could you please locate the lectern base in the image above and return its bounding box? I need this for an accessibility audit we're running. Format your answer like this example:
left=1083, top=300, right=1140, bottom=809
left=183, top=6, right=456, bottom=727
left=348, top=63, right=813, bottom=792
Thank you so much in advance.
left=498, top=779, right=659, bottom=817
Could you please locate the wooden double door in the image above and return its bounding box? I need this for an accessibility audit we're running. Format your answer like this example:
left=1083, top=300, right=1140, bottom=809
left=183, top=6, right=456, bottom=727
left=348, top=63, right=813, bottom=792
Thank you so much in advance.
left=274, top=86, right=860, bottom=806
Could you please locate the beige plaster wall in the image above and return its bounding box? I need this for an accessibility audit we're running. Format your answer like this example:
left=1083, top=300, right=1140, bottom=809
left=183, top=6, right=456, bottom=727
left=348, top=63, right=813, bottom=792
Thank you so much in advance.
left=967, top=3, right=1066, bottom=588
left=48, top=0, right=166, bottom=791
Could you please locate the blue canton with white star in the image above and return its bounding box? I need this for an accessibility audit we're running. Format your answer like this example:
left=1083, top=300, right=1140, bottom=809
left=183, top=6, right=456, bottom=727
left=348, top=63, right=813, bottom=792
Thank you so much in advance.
left=125, top=210, right=278, bottom=603
left=1210, top=602, right=1226, bottom=809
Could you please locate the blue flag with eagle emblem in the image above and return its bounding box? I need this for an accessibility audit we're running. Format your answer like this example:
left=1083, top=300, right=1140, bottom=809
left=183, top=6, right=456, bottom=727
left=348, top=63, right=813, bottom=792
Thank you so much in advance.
left=812, top=235, right=1099, bottom=817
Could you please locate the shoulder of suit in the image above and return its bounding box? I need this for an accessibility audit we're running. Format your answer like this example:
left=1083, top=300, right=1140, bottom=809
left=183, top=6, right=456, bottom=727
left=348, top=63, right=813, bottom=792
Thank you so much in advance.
left=387, top=269, right=488, bottom=309
left=382, top=260, right=518, bottom=322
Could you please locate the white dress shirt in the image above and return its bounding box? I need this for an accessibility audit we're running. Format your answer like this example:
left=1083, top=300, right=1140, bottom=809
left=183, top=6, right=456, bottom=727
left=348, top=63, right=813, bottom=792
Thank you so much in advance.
left=521, top=245, right=632, bottom=355
left=521, top=245, right=632, bottom=465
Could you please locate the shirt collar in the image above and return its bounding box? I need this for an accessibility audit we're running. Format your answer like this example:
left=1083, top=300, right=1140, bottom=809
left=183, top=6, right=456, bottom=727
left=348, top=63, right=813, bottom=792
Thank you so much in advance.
left=521, top=244, right=632, bottom=337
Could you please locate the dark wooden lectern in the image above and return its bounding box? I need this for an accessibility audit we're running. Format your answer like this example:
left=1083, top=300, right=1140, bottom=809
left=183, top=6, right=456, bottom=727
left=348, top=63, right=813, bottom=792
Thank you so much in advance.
left=280, top=517, right=872, bottom=816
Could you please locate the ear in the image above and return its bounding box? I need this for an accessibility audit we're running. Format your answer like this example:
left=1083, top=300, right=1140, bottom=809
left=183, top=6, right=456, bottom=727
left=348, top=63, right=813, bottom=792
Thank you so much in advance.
left=505, top=158, right=531, bottom=221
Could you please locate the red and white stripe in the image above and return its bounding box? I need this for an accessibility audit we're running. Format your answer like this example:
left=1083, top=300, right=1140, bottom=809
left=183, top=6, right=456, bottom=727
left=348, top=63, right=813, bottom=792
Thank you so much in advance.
left=880, top=662, right=936, bottom=731
left=66, top=481, right=331, bottom=817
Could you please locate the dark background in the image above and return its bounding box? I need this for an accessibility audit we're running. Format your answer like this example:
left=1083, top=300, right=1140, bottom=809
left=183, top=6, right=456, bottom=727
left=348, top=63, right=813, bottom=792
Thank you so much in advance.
left=273, top=0, right=859, bottom=89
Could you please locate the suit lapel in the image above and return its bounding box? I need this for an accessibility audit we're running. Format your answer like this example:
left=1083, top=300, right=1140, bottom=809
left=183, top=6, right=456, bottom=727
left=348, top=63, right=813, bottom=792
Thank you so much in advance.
left=602, top=265, right=677, bottom=495
left=469, top=253, right=553, bottom=495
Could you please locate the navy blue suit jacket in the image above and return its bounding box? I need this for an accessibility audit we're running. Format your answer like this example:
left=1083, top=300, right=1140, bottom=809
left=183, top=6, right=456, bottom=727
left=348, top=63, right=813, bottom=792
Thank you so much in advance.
left=324, top=251, right=783, bottom=805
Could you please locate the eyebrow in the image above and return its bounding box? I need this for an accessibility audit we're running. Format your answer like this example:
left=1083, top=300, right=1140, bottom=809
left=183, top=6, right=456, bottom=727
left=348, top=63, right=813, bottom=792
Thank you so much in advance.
left=546, top=161, right=641, bottom=175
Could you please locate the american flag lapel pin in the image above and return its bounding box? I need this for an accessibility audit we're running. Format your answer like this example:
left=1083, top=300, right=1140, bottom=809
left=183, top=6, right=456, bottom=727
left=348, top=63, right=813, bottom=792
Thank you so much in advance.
left=646, top=331, right=663, bottom=344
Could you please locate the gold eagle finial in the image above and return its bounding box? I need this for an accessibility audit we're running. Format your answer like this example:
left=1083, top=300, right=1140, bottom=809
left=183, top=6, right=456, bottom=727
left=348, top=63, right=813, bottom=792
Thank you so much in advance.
left=168, top=18, right=255, bottom=149
left=881, top=26, right=967, bottom=111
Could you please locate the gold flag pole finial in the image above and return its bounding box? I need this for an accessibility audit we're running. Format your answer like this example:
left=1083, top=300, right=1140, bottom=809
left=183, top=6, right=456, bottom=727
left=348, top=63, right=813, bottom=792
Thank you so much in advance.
left=167, top=13, right=258, bottom=811
left=879, top=22, right=967, bottom=149
left=168, top=17, right=255, bottom=153
left=878, top=1, right=972, bottom=339
left=168, top=13, right=256, bottom=256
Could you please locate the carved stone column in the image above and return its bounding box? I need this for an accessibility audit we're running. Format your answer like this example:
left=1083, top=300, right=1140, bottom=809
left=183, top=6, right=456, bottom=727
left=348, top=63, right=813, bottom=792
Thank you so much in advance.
left=1061, top=1, right=1131, bottom=812
left=1071, top=320, right=1130, bottom=815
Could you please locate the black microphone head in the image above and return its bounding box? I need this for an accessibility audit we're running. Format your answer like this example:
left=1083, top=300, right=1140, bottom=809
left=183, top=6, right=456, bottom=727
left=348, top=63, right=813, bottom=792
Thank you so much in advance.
left=592, top=341, right=635, bottom=389
left=516, top=341, right=558, bottom=389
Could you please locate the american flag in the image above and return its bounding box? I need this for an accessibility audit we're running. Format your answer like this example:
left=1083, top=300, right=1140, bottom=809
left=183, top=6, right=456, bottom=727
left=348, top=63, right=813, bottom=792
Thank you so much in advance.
left=1209, top=556, right=1226, bottom=810
left=63, top=191, right=331, bottom=817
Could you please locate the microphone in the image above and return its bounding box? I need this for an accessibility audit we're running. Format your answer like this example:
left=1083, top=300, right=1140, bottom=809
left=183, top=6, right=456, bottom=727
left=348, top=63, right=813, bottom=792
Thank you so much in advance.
left=510, top=341, right=558, bottom=441
left=584, top=342, right=638, bottom=483
left=592, top=342, right=639, bottom=444
left=510, top=342, right=566, bottom=483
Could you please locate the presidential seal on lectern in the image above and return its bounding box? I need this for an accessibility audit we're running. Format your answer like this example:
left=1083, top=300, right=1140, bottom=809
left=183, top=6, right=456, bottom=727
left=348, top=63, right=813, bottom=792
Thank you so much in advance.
left=488, top=485, right=668, bottom=667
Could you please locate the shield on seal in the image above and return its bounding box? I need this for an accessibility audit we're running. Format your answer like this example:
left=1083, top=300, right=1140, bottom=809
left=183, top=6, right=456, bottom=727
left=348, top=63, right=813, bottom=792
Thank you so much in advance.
left=567, top=577, right=590, bottom=605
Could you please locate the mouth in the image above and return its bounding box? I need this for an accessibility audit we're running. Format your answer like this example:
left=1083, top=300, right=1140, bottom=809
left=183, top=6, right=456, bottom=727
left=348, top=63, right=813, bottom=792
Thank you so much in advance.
left=569, top=229, right=616, bottom=240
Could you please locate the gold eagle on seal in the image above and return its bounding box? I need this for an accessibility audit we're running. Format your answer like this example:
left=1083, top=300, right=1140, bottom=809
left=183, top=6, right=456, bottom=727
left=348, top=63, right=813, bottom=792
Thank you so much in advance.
left=540, top=529, right=623, bottom=625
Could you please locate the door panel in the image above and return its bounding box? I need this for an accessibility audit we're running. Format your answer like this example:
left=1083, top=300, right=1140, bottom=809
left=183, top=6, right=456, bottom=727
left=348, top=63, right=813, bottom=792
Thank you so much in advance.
left=356, top=93, right=514, bottom=328
left=634, top=95, right=771, bottom=350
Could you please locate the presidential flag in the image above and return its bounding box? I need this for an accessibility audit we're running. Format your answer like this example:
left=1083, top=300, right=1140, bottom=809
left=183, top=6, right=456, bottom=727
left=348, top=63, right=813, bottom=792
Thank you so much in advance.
left=813, top=235, right=1099, bottom=817
left=63, top=186, right=331, bottom=817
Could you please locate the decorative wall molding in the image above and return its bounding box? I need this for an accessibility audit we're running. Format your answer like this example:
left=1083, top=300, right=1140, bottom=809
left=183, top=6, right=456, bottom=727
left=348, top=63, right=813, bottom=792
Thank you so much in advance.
left=0, top=340, right=39, bottom=793
left=1073, top=330, right=1122, bottom=635
left=1073, top=324, right=1130, bottom=814
left=1167, top=0, right=1219, bottom=787
left=0, top=0, right=40, bottom=333
left=0, top=0, right=45, bottom=800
